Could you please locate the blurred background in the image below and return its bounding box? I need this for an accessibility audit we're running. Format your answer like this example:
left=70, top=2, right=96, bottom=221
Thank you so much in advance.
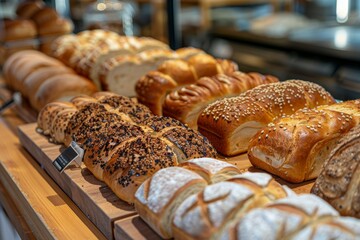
left=1, top=0, right=360, bottom=100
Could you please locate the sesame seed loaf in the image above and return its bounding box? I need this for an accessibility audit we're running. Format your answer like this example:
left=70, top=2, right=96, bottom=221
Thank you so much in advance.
left=248, top=100, right=360, bottom=183
left=198, top=80, right=336, bottom=156
left=163, top=71, right=279, bottom=130
left=135, top=53, right=239, bottom=116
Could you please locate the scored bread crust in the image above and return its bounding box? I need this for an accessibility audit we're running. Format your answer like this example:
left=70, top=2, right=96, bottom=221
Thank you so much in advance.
left=311, top=124, right=360, bottom=217
left=247, top=100, right=360, bottom=183
left=198, top=80, right=335, bottom=156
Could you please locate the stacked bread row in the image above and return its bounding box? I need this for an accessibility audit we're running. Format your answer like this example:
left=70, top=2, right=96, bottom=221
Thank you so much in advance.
left=37, top=93, right=217, bottom=204
left=134, top=158, right=360, bottom=239
left=0, top=0, right=73, bottom=63
left=198, top=80, right=336, bottom=156
left=3, top=50, right=97, bottom=111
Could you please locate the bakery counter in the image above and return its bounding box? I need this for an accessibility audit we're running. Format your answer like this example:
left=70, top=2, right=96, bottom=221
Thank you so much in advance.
left=0, top=105, right=106, bottom=239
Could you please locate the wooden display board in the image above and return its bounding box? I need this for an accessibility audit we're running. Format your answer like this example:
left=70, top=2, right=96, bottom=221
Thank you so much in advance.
left=18, top=123, right=314, bottom=239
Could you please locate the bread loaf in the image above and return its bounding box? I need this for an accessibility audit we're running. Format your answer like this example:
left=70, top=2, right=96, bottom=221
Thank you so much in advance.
left=248, top=100, right=360, bottom=183
left=136, top=54, right=239, bottom=115
left=134, top=158, right=244, bottom=238
left=135, top=167, right=208, bottom=239
left=220, top=194, right=360, bottom=240
left=198, top=80, right=335, bottom=156
left=32, top=73, right=97, bottom=111
left=172, top=173, right=289, bottom=240
left=16, top=1, right=44, bottom=19
left=311, top=125, right=360, bottom=218
left=163, top=71, right=278, bottom=129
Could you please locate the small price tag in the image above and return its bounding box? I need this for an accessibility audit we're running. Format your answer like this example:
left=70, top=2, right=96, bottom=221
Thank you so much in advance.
left=0, top=92, right=21, bottom=114
left=53, top=141, right=84, bottom=173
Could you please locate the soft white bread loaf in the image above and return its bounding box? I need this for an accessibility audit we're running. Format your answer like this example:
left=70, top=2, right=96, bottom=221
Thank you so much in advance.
left=172, top=172, right=289, bottom=240
left=198, top=80, right=335, bottom=156
left=179, top=158, right=242, bottom=183
left=97, top=48, right=176, bottom=96
left=311, top=125, right=360, bottom=217
left=136, top=54, right=239, bottom=115
left=163, top=71, right=279, bottom=129
left=135, top=167, right=208, bottom=239
left=220, top=194, right=360, bottom=240
left=248, top=100, right=360, bottom=183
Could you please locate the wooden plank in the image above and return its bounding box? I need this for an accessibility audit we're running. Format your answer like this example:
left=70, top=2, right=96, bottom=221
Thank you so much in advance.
left=0, top=180, right=35, bottom=240
left=0, top=118, right=106, bottom=240
left=114, top=216, right=161, bottom=240
left=18, top=123, right=137, bottom=240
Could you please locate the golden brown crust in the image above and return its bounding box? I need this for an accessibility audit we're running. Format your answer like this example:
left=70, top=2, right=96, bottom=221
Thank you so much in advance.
left=311, top=125, right=360, bottom=217
left=16, top=1, right=44, bottom=19
left=163, top=71, right=279, bottom=129
left=136, top=54, right=239, bottom=116
left=37, top=17, right=73, bottom=36
left=0, top=19, right=37, bottom=41
left=32, top=73, right=97, bottom=111
left=198, top=80, right=335, bottom=156
left=248, top=100, right=360, bottom=183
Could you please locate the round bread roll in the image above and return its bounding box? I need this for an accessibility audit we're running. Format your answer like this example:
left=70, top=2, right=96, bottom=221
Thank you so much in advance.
left=22, top=65, right=73, bottom=98
left=0, top=19, right=37, bottom=41
left=16, top=1, right=44, bottom=19
left=32, top=73, right=97, bottom=111
left=37, top=17, right=73, bottom=36
left=31, top=6, right=59, bottom=25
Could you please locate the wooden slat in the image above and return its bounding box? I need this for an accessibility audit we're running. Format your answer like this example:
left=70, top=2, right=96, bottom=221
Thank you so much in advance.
left=18, top=123, right=137, bottom=240
left=0, top=119, right=106, bottom=240
left=114, top=216, right=161, bottom=240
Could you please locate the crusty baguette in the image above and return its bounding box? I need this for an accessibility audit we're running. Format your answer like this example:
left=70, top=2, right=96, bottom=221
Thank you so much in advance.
left=172, top=172, right=289, bottom=240
left=311, top=125, right=360, bottom=218
left=247, top=100, right=360, bottom=183
left=136, top=54, right=239, bottom=116
left=135, top=167, right=208, bottom=239
left=163, top=71, right=278, bottom=129
left=198, top=80, right=335, bottom=156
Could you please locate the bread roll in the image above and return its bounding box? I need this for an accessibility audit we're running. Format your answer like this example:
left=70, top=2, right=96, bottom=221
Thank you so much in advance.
left=37, top=101, right=75, bottom=135
left=31, top=7, right=59, bottom=25
left=179, top=158, right=242, bottom=183
left=32, top=73, right=97, bottom=111
left=0, top=19, right=37, bottom=41
left=172, top=172, right=289, bottom=240
left=103, top=134, right=179, bottom=204
left=37, top=17, right=73, bottom=36
left=248, top=100, right=360, bottom=183
left=16, top=1, right=44, bottom=19
left=311, top=125, right=360, bottom=217
left=163, top=71, right=279, bottom=129
left=136, top=54, right=238, bottom=115
left=198, top=80, right=335, bottom=156
left=83, top=120, right=145, bottom=180
left=135, top=167, right=208, bottom=239
left=22, top=65, right=73, bottom=98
